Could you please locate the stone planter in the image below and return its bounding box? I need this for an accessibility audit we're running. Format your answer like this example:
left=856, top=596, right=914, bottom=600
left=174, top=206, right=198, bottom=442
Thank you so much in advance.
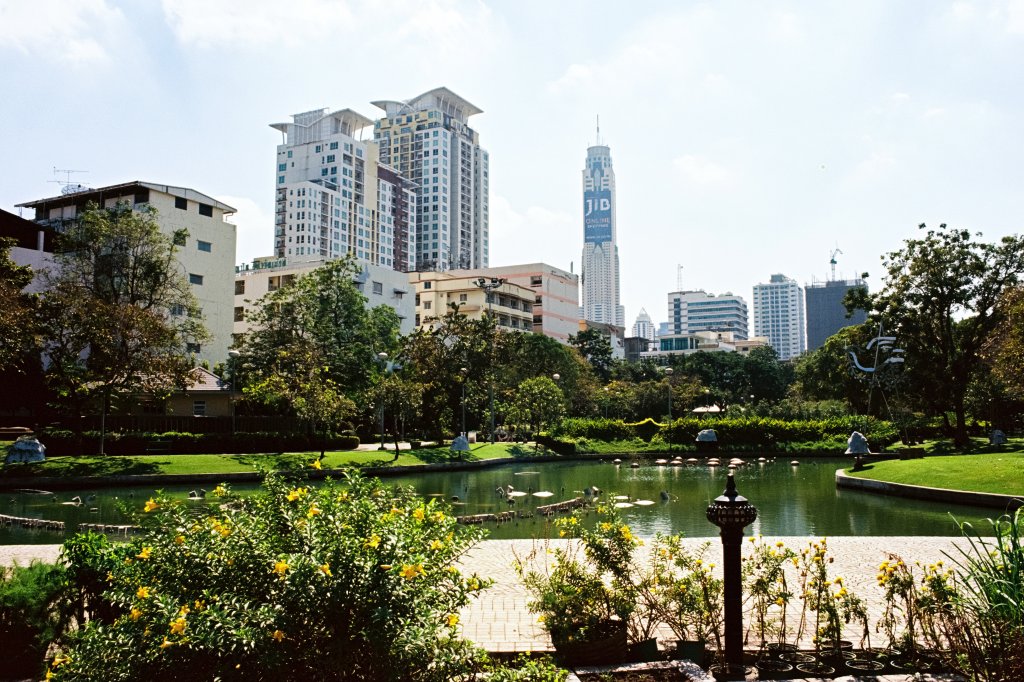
left=629, top=637, right=660, bottom=662
left=753, top=657, right=794, bottom=680
left=674, top=639, right=706, bottom=667
left=553, top=620, right=628, bottom=667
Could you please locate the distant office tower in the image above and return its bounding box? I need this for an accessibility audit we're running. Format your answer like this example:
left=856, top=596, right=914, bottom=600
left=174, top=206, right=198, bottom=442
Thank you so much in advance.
left=752, top=274, right=806, bottom=360
left=805, top=278, right=868, bottom=350
left=271, top=108, right=417, bottom=270
left=632, top=308, right=655, bottom=344
left=667, top=290, right=748, bottom=339
left=373, top=88, right=489, bottom=271
left=581, top=136, right=624, bottom=327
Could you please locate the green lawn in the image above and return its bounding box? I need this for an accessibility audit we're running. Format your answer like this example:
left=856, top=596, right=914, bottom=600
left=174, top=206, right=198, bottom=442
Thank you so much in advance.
left=847, top=443, right=1024, bottom=496
left=0, top=442, right=527, bottom=480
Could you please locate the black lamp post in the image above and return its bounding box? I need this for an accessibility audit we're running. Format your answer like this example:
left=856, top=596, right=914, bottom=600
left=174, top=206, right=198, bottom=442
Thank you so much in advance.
left=460, top=367, right=468, bottom=437
left=706, top=473, right=758, bottom=678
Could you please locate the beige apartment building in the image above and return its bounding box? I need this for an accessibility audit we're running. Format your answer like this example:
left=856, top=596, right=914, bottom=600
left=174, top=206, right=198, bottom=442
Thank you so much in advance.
left=409, top=271, right=533, bottom=331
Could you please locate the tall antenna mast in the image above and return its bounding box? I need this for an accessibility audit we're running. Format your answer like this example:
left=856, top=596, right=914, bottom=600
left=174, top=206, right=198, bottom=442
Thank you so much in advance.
left=50, top=167, right=89, bottom=195
left=677, top=264, right=684, bottom=290
left=829, top=246, right=843, bottom=281
left=595, top=115, right=601, bottom=145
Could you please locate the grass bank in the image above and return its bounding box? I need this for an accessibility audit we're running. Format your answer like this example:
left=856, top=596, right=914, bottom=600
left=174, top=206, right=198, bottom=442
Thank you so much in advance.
left=0, top=442, right=528, bottom=481
left=847, top=438, right=1024, bottom=496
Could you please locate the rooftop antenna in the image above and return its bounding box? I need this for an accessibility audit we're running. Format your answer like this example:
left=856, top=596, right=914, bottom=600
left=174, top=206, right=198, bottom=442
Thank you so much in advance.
left=50, top=167, right=89, bottom=195
left=595, top=115, right=601, bottom=145
left=829, top=246, right=843, bottom=281
left=677, top=264, right=684, bottom=290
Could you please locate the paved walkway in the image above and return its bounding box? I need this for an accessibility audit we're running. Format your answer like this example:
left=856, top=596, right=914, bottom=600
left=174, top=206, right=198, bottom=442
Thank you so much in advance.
left=2, top=536, right=968, bottom=654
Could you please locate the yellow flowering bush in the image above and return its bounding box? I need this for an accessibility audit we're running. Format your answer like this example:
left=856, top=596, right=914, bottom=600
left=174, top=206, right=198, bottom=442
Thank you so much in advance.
left=46, top=471, right=490, bottom=681
left=649, top=535, right=723, bottom=651
left=742, top=536, right=797, bottom=650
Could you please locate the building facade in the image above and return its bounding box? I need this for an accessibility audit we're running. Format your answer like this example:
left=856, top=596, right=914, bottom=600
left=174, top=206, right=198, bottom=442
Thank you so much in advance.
left=233, top=257, right=415, bottom=339
left=18, top=182, right=237, bottom=364
left=805, top=278, right=868, bottom=350
left=271, top=108, right=417, bottom=271
left=667, top=290, right=749, bottom=339
left=752, top=274, right=806, bottom=360
left=631, top=308, right=655, bottom=348
left=409, top=272, right=533, bottom=332
left=373, top=88, right=489, bottom=271
left=451, top=263, right=579, bottom=343
left=581, top=142, right=624, bottom=327
left=640, top=331, right=770, bottom=362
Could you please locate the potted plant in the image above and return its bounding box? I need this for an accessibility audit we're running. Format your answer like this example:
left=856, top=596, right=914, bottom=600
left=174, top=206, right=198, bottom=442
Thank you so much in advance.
left=515, top=507, right=637, bottom=666
left=743, top=537, right=797, bottom=679
left=649, top=535, right=722, bottom=667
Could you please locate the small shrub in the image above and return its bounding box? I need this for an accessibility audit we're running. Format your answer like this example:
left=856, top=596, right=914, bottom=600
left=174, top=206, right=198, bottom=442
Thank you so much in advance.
left=0, top=561, right=70, bottom=679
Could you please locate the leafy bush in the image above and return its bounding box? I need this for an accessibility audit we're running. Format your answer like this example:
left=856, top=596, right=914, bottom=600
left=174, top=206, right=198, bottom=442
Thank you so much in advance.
left=485, top=654, right=568, bottom=682
left=38, top=431, right=360, bottom=456
left=48, top=470, right=491, bottom=681
left=0, top=561, right=70, bottom=679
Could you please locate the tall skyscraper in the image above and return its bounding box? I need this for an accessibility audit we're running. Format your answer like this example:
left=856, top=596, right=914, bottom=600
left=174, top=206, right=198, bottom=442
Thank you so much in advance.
left=373, top=87, right=489, bottom=271
left=752, top=274, right=806, bottom=360
left=632, top=308, right=655, bottom=343
left=667, top=290, right=749, bottom=339
left=271, top=108, right=417, bottom=270
left=805, top=278, right=868, bottom=350
left=581, top=131, right=624, bottom=327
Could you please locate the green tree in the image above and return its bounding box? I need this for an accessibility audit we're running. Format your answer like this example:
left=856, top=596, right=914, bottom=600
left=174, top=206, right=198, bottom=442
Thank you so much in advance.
left=983, top=286, right=1024, bottom=400
left=848, top=224, right=1024, bottom=445
left=569, top=328, right=614, bottom=382
left=39, top=202, right=204, bottom=452
left=503, top=376, right=565, bottom=443
left=369, top=373, right=424, bottom=459
left=791, top=326, right=874, bottom=413
left=0, top=238, right=37, bottom=372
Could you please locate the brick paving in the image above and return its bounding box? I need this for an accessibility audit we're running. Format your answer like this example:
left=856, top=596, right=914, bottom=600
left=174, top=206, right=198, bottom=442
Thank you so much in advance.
left=2, top=536, right=970, bottom=655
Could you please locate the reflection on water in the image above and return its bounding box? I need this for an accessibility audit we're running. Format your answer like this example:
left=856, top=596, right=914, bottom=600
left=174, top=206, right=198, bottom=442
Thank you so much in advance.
left=0, top=459, right=1001, bottom=544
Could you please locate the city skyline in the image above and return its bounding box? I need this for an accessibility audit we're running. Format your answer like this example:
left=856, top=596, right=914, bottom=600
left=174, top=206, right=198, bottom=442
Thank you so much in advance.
left=2, top=1, right=1023, bottom=331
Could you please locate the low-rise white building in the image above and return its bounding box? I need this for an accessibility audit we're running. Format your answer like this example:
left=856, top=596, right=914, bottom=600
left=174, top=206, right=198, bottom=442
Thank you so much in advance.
left=17, top=182, right=237, bottom=365
left=640, top=331, right=770, bottom=362
left=234, top=256, right=415, bottom=340
left=409, top=271, right=534, bottom=332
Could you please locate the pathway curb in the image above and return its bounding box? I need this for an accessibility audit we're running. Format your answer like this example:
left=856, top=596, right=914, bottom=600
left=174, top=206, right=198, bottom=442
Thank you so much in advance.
left=836, top=468, right=1024, bottom=510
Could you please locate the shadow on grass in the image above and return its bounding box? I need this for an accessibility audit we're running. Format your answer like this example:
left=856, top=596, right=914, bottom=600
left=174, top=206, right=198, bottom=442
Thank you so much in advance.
left=1, top=456, right=162, bottom=479
left=229, top=453, right=303, bottom=471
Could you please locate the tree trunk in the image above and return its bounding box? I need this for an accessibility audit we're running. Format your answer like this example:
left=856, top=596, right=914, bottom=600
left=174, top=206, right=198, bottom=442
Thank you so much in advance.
left=98, top=390, right=109, bottom=456
left=953, top=396, right=970, bottom=448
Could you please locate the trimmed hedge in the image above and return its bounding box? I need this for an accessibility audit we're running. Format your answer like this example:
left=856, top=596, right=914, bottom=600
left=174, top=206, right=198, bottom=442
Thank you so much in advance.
left=37, top=430, right=360, bottom=457
left=551, top=416, right=899, bottom=451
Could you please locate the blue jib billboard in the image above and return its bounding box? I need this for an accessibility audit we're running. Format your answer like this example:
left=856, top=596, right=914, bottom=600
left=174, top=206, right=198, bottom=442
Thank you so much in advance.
left=584, top=189, right=612, bottom=243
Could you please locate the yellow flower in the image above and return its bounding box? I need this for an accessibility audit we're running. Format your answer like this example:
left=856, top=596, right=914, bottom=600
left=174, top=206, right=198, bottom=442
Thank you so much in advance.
left=776, top=541, right=785, bottom=548
left=413, top=507, right=425, bottom=521
left=286, top=488, right=308, bottom=502
left=400, top=563, right=424, bottom=580
left=467, top=577, right=480, bottom=591
left=310, top=459, right=322, bottom=470
left=130, top=607, right=142, bottom=621
left=159, top=637, right=173, bottom=650
left=429, top=539, right=444, bottom=551
left=431, top=511, right=445, bottom=523
left=52, top=655, right=70, bottom=668
left=537, top=615, right=546, bottom=623
left=170, top=617, right=187, bottom=635
left=137, top=586, right=151, bottom=599
left=307, top=505, right=321, bottom=518
left=319, top=563, right=332, bottom=577
left=212, top=485, right=227, bottom=496
left=272, top=629, right=285, bottom=642
left=446, top=613, right=459, bottom=627
left=389, top=507, right=405, bottom=517
left=106, top=572, right=114, bottom=582
left=775, top=598, right=785, bottom=607
left=379, top=564, right=393, bottom=571
left=364, top=534, right=381, bottom=549
left=137, top=546, right=152, bottom=560
left=274, top=560, right=289, bottom=578
left=46, top=672, right=54, bottom=680
left=174, top=535, right=185, bottom=545
left=600, top=522, right=612, bottom=532
left=619, top=525, right=633, bottom=541
left=194, top=599, right=206, bottom=611
left=144, top=498, right=158, bottom=513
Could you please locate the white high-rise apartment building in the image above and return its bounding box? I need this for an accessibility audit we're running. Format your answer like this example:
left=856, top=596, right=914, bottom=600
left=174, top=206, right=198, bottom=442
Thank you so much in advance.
left=373, top=88, right=489, bottom=271
left=271, top=108, right=417, bottom=271
left=753, top=274, right=806, bottom=360
left=632, top=308, right=655, bottom=344
left=667, top=290, right=749, bottom=339
left=581, top=140, right=624, bottom=327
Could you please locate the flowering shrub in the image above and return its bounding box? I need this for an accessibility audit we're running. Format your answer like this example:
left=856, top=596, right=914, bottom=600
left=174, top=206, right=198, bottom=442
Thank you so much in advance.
left=649, top=536, right=723, bottom=650
left=48, top=469, right=490, bottom=681
left=796, top=538, right=868, bottom=655
left=742, top=536, right=797, bottom=649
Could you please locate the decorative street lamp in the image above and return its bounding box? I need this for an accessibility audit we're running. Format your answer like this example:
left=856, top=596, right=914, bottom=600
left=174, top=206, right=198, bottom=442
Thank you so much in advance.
left=706, top=473, right=758, bottom=679
left=460, top=367, right=469, bottom=437
left=473, top=277, right=505, bottom=443
left=664, top=367, right=674, bottom=453
left=377, top=352, right=388, bottom=451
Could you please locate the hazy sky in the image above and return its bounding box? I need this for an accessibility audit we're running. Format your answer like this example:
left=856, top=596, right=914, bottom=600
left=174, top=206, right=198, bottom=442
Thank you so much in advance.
left=3, top=0, right=1023, bottom=330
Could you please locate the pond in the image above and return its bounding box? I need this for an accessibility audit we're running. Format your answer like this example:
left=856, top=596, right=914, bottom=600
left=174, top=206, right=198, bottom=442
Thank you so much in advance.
left=0, top=458, right=999, bottom=544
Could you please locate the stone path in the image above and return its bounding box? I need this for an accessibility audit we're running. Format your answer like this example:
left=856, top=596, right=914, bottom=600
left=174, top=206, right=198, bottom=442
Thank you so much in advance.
left=2, top=536, right=970, bottom=654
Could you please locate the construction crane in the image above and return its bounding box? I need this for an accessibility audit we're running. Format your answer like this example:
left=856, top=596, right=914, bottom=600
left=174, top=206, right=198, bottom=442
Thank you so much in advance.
left=829, top=247, right=843, bottom=281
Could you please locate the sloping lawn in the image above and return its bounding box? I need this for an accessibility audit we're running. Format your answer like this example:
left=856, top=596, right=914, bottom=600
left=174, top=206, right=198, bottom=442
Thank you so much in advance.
left=0, top=442, right=528, bottom=480
left=847, top=448, right=1024, bottom=496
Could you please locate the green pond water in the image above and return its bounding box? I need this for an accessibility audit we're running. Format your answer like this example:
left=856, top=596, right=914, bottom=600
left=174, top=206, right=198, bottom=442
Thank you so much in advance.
left=0, top=459, right=1001, bottom=544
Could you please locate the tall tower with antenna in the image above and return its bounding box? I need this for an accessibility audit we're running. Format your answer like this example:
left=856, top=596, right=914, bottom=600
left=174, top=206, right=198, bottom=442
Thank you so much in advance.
left=580, top=117, right=624, bottom=328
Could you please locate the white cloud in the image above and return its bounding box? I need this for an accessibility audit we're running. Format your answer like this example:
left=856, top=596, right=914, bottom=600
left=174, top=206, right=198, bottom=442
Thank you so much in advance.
left=218, top=195, right=273, bottom=266
left=672, top=154, right=734, bottom=188
left=1007, top=0, right=1024, bottom=33
left=0, top=0, right=125, bottom=67
left=488, top=195, right=576, bottom=269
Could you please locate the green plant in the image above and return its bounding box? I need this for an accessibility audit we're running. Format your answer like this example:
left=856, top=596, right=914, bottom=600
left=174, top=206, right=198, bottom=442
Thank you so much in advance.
left=649, top=535, right=723, bottom=651
left=796, top=538, right=866, bottom=658
left=742, top=536, right=797, bottom=650
left=485, top=653, right=568, bottom=681
left=515, top=507, right=637, bottom=647
left=48, top=468, right=491, bottom=681
left=0, top=561, right=70, bottom=679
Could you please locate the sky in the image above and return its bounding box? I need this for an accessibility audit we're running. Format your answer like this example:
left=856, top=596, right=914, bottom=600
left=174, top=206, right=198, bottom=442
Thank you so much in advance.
left=3, top=0, right=1023, bottom=332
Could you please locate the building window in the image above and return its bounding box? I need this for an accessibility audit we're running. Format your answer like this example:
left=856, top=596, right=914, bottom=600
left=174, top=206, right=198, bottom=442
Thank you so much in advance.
left=423, top=281, right=431, bottom=289
left=192, top=400, right=206, bottom=417
left=198, top=203, right=213, bottom=217
left=235, top=280, right=245, bottom=295
left=174, top=196, right=187, bottom=210
left=186, top=342, right=201, bottom=354
left=170, top=303, right=185, bottom=316
left=424, top=301, right=431, bottom=310
left=234, top=306, right=244, bottom=322
left=189, top=273, right=204, bottom=285
left=268, top=276, right=280, bottom=291
left=459, top=293, right=467, bottom=302
left=372, top=281, right=383, bottom=295
left=197, top=240, right=212, bottom=252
